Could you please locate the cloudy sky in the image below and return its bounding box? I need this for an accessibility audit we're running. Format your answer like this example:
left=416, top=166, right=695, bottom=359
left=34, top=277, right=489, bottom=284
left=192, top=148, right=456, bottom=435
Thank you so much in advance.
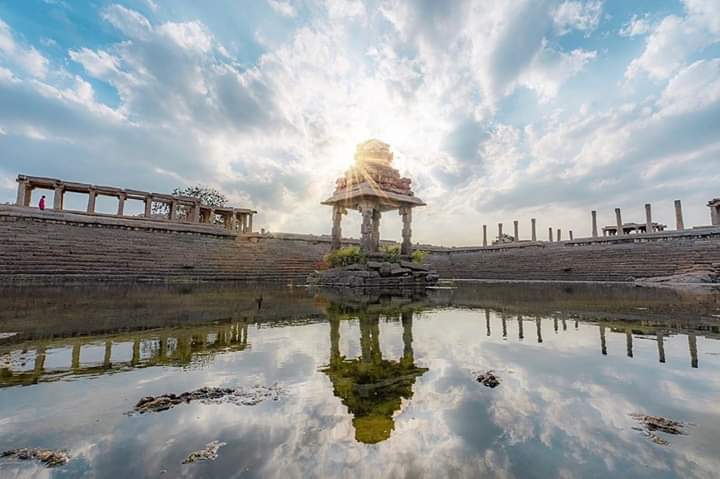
left=0, top=0, right=718, bottom=245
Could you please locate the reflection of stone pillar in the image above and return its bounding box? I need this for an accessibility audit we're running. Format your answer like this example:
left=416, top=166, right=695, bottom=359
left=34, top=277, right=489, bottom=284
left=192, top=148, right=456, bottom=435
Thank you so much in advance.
left=71, top=344, right=81, bottom=369
left=372, top=209, right=381, bottom=252
left=401, top=208, right=412, bottom=255
left=531, top=218, right=537, bottom=242
left=360, top=318, right=372, bottom=363
left=370, top=317, right=381, bottom=363
left=657, top=331, right=665, bottom=363
left=518, top=315, right=524, bottom=340
left=34, top=347, right=46, bottom=373
left=536, top=318, right=543, bottom=343
left=674, top=200, right=684, bottom=231
left=688, top=334, right=698, bottom=368
left=645, top=203, right=653, bottom=233
left=501, top=315, right=507, bottom=338
left=615, top=208, right=623, bottom=236
left=131, top=339, right=140, bottom=365
left=103, top=340, right=112, bottom=368
left=554, top=317, right=558, bottom=333
left=483, top=225, right=487, bottom=247
left=87, top=188, right=97, bottom=213
left=600, top=325, right=607, bottom=355
left=331, top=206, right=343, bottom=251
left=591, top=210, right=598, bottom=238
left=513, top=220, right=519, bottom=241
left=330, top=317, right=341, bottom=366
left=562, top=319, right=567, bottom=331
left=626, top=329, right=633, bottom=358
left=485, top=309, right=491, bottom=336
left=401, top=312, right=413, bottom=364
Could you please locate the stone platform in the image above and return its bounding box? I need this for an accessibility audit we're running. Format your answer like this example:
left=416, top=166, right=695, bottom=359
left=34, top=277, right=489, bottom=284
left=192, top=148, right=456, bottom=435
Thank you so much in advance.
left=307, top=261, right=439, bottom=288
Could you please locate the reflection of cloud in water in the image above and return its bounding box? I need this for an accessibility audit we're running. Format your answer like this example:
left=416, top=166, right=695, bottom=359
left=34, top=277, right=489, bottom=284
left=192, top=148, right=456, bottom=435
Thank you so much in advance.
left=2, top=306, right=720, bottom=478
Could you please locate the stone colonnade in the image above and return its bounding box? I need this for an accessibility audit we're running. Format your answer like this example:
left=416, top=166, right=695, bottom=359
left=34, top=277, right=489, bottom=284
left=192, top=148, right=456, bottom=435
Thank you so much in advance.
left=331, top=202, right=413, bottom=255
left=15, top=175, right=255, bottom=232
left=709, top=198, right=720, bottom=226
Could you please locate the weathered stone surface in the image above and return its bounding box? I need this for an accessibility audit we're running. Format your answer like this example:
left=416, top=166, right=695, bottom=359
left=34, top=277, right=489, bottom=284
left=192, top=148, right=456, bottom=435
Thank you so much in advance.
left=133, top=385, right=282, bottom=414
left=308, top=263, right=439, bottom=288
left=1, top=448, right=70, bottom=467
left=183, top=441, right=226, bottom=464
left=400, top=260, right=429, bottom=272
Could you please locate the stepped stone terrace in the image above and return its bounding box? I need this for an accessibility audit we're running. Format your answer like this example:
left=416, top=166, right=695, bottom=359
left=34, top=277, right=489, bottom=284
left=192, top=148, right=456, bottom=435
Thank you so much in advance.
left=14, top=174, right=256, bottom=232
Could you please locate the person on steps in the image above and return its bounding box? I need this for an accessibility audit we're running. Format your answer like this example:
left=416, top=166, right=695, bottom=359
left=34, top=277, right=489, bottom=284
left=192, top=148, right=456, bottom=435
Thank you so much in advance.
left=39, top=195, right=46, bottom=211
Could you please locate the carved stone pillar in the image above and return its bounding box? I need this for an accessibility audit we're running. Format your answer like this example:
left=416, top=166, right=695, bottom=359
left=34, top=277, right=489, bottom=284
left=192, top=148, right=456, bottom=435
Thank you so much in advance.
left=53, top=183, right=64, bottom=210
left=16, top=178, right=30, bottom=206
left=169, top=200, right=178, bottom=221
left=331, top=205, right=343, bottom=251
left=498, top=222, right=503, bottom=241
left=482, top=224, right=487, bottom=246
left=531, top=218, right=536, bottom=241
left=645, top=203, right=652, bottom=233
left=144, top=196, right=152, bottom=218
left=674, top=200, right=684, bottom=230
left=556, top=228, right=561, bottom=242
left=372, top=209, right=381, bottom=252
left=247, top=214, right=253, bottom=233
left=116, top=192, right=126, bottom=216
left=191, top=201, right=201, bottom=223
left=400, top=207, right=412, bottom=255
left=548, top=227, right=553, bottom=242
left=569, top=230, right=574, bottom=240
left=87, top=188, right=97, bottom=214
left=360, top=205, right=375, bottom=253
left=591, top=210, right=598, bottom=238
left=513, top=220, right=519, bottom=241
left=615, top=208, right=623, bottom=236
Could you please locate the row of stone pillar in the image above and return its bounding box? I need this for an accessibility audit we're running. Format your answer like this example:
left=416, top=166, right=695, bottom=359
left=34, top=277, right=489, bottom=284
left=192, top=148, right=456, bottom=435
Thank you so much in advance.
left=482, top=218, right=571, bottom=245
left=331, top=204, right=413, bottom=254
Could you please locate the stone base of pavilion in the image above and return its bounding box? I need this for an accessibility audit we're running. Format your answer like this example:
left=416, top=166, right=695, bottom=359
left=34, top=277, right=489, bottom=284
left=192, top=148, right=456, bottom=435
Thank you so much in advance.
left=307, top=259, right=439, bottom=288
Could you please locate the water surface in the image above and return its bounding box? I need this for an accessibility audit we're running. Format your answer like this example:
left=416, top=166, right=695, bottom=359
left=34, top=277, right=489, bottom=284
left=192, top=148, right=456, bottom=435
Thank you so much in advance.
left=1, top=283, right=719, bottom=478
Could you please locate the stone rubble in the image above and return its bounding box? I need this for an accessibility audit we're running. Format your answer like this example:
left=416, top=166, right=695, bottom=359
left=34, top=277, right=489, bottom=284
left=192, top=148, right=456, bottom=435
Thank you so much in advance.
left=635, top=264, right=720, bottom=284
left=182, top=441, right=226, bottom=464
left=476, top=370, right=501, bottom=388
left=133, top=385, right=283, bottom=414
left=630, top=413, right=689, bottom=446
left=1, top=448, right=70, bottom=467
left=307, top=261, right=439, bottom=288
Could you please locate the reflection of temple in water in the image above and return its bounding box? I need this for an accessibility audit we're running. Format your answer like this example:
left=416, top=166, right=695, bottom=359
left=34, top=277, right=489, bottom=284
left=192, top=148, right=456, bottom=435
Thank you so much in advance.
left=486, top=310, right=716, bottom=368
left=321, top=304, right=427, bottom=444
left=0, top=322, right=249, bottom=387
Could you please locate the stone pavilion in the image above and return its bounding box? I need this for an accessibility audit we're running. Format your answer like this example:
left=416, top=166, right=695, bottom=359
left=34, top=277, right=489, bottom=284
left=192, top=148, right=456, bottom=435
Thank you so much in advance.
left=322, top=140, right=425, bottom=254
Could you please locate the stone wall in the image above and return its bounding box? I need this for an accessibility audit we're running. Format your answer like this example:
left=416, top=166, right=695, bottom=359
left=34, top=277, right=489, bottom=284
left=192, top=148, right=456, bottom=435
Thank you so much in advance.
left=0, top=206, right=329, bottom=284
left=3, top=205, right=720, bottom=284
left=426, top=230, right=720, bottom=282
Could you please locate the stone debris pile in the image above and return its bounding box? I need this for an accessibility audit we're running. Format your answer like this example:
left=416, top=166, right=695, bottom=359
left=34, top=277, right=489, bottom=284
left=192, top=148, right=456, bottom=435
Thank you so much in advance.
left=308, top=260, right=439, bottom=288
left=1, top=448, right=70, bottom=467
left=182, top=441, right=226, bottom=464
left=630, top=413, right=689, bottom=445
left=635, top=263, right=720, bottom=285
left=133, top=385, right=283, bottom=414
left=476, top=370, right=501, bottom=388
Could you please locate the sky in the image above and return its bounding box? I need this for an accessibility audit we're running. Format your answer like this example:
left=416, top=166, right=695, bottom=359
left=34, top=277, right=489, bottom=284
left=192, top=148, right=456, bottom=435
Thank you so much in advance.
left=0, top=0, right=718, bottom=245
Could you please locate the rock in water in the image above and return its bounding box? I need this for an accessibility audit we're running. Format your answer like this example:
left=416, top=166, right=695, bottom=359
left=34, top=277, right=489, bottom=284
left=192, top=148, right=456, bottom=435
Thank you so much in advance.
left=133, top=385, right=283, bottom=414
left=476, top=371, right=500, bottom=388
left=182, top=441, right=226, bottom=464
left=1, top=448, right=70, bottom=467
left=630, top=413, right=689, bottom=445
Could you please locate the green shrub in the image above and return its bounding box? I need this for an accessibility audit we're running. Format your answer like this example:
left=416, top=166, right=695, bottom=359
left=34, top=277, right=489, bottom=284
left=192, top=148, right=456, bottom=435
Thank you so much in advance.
left=324, top=246, right=366, bottom=267
left=411, top=250, right=428, bottom=263
left=381, top=245, right=401, bottom=263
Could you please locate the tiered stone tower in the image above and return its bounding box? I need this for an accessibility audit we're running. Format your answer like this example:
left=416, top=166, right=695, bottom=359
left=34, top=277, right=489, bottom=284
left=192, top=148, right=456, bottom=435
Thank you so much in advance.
left=322, top=140, right=425, bottom=254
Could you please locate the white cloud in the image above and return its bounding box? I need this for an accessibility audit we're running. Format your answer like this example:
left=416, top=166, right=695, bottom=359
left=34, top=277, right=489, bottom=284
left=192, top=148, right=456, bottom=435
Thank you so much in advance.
left=625, top=0, right=720, bottom=81
left=0, top=18, right=49, bottom=78
left=553, top=0, right=603, bottom=36
left=618, top=14, right=652, bottom=37
left=267, top=0, right=297, bottom=17
left=101, top=4, right=152, bottom=40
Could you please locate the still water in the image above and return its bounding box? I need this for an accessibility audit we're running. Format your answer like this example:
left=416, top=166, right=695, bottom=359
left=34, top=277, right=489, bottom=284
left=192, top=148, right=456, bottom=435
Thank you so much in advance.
left=1, top=282, right=719, bottom=478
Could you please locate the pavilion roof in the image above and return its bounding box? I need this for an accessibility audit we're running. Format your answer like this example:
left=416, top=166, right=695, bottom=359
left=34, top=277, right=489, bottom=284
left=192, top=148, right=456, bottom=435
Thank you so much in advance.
left=321, top=182, right=425, bottom=210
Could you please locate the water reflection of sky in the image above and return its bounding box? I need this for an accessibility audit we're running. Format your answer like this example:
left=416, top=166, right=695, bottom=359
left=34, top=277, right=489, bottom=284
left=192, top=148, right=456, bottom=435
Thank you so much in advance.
left=2, top=306, right=720, bottom=478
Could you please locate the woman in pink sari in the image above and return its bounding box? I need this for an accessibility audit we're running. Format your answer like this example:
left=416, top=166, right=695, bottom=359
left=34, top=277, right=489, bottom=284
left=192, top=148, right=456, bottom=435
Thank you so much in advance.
left=38, top=195, right=46, bottom=210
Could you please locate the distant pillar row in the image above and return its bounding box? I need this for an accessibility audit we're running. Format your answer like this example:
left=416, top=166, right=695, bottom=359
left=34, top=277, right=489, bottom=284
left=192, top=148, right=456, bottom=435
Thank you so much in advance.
left=675, top=199, right=684, bottom=231
left=531, top=218, right=537, bottom=242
